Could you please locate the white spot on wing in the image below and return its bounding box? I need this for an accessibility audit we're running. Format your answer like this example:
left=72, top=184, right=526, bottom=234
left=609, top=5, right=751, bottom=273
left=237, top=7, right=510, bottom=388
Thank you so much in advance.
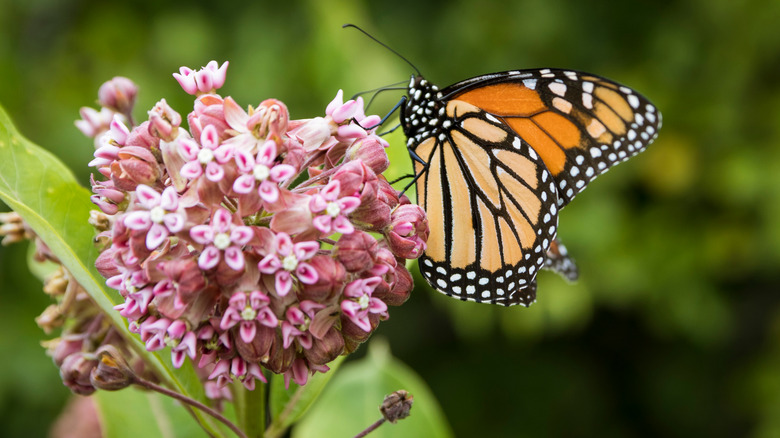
left=549, top=82, right=567, bottom=96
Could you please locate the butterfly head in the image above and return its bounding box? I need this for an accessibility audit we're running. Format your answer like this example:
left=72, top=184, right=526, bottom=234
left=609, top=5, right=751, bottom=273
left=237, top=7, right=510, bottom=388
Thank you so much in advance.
left=401, top=76, right=445, bottom=146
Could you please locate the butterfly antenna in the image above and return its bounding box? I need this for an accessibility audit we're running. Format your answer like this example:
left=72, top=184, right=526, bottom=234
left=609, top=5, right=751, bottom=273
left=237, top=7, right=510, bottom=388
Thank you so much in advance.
left=350, top=80, right=408, bottom=100
left=342, top=24, right=421, bottom=76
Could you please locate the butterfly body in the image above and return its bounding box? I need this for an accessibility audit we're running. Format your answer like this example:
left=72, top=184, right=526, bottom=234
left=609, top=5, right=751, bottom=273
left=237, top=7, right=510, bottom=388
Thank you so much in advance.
left=400, top=69, right=660, bottom=306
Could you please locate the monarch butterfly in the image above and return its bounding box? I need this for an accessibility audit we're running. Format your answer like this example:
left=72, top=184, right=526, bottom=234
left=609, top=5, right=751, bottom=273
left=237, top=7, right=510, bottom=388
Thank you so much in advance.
left=400, top=68, right=661, bottom=306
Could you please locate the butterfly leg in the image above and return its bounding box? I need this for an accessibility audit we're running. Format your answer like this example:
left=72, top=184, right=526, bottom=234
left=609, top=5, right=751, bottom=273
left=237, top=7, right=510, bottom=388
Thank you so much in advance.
left=400, top=147, right=428, bottom=195
left=543, top=238, right=579, bottom=282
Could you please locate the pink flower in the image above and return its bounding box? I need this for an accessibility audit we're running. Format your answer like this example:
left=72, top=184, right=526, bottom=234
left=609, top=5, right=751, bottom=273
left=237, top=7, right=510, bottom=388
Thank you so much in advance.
left=75, top=106, right=115, bottom=139
left=257, top=232, right=319, bottom=297
left=179, top=124, right=234, bottom=182
left=173, top=61, right=229, bottom=95
left=280, top=301, right=324, bottom=349
left=88, top=116, right=129, bottom=168
left=309, top=180, right=360, bottom=235
left=219, top=291, right=278, bottom=343
left=232, top=140, right=296, bottom=204
left=189, top=208, right=253, bottom=270
left=340, top=277, right=388, bottom=332
left=224, top=97, right=291, bottom=153
left=123, top=185, right=186, bottom=250
left=385, top=204, right=429, bottom=259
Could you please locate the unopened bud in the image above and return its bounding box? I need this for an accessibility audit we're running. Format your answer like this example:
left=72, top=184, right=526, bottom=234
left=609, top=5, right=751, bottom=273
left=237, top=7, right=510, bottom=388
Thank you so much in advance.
left=89, top=345, right=136, bottom=391
left=60, top=353, right=98, bottom=395
left=0, top=212, right=32, bottom=245
left=380, top=390, right=413, bottom=423
left=98, top=77, right=138, bottom=116
left=346, top=136, right=389, bottom=174
left=335, top=231, right=377, bottom=273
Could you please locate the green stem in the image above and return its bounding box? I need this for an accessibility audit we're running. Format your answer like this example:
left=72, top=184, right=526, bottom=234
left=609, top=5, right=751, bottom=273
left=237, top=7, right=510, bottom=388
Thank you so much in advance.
left=231, top=378, right=266, bottom=438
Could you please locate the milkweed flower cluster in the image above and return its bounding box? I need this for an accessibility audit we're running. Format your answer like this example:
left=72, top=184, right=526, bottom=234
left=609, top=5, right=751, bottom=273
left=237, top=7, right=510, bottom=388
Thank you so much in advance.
left=80, top=61, right=428, bottom=392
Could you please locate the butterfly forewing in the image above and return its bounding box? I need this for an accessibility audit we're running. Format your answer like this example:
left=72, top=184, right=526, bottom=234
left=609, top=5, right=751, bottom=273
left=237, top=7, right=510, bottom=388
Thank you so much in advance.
left=444, top=69, right=661, bottom=208
left=409, top=96, right=559, bottom=306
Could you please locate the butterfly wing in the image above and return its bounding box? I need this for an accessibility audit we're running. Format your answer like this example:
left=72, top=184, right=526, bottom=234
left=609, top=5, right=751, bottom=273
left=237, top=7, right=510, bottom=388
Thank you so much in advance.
left=412, top=98, right=559, bottom=306
left=544, top=238, right=578, bottom=282
left=441, top=69, right=661, bottom=208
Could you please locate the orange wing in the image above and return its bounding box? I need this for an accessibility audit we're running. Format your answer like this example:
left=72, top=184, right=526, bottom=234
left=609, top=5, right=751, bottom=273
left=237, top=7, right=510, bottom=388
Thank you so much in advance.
left=411, top=99, right=558, bottom=306
left=447, top=69, right=661, bottom=208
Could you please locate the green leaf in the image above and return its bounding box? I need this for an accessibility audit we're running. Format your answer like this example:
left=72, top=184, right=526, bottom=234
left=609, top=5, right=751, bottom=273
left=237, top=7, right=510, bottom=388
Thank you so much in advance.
left=292, top=339, right=453, bottom=438
left=94, top=388, right=209, bottom=438
left=0, top=104, right=224, bottom=436
left=266, top=356, right=345, bottom=437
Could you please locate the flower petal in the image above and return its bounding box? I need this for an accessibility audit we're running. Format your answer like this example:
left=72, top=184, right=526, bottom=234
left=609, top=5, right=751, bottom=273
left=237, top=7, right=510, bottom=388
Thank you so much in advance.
left=224, top=246, right=246, bottom=271
left=146, top=223, right=169, bottom=249
left=135, top=184, right=161, bottom=209
left=198, top=246, right=221, bottom=270
left=190, top=224, right=215, bottom=245
left=240, top=321, right=257, bottom=343
left=124, top=211, right=152, bottom=230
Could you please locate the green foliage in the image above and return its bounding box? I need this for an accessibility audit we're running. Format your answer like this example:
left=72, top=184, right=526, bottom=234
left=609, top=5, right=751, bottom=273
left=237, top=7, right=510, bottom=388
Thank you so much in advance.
left=266, top=356, right=345, bottom=437
left=293, top=339, right=453, bottom=438
left=94, top=388, right=210, bottom=438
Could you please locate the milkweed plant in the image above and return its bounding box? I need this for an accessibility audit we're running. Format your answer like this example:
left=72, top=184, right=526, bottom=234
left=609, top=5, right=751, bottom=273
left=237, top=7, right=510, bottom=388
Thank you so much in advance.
left=0, top=61, right=439, bottom=437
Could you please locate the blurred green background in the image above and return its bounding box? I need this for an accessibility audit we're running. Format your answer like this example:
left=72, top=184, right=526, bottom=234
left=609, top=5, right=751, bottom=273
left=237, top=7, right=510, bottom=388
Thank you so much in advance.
left=2, top=0, right=780, bottom=436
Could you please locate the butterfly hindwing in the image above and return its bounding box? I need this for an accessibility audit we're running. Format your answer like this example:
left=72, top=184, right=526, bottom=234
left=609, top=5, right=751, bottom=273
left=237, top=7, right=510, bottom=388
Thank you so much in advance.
left=410, top=98, right=558, bottom=306
left=543, top=238, right=578, bottom=282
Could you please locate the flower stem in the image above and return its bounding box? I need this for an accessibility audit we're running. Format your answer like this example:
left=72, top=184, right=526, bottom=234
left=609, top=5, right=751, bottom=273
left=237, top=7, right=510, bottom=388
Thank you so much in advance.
left=133, top=376, right=248, bottom=438
left=242, top=380, right=266, bottom=438
left=353, top=418, right=386, bottom=438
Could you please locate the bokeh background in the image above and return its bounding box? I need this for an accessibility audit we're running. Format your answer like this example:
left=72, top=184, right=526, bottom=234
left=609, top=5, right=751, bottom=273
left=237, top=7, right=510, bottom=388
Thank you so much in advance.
left=2, top=0, right=780, bottom=436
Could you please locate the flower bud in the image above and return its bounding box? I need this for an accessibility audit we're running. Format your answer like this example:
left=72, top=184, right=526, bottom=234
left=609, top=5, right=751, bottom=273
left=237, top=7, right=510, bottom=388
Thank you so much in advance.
left=331, top=159, right=377, bottom=198
left=50, top=335, right=86, bottom=367
left=95, top=247, right=121, bottom=279
left=188, top=94, right=229, bottom=141
left=111, top=146, right=162, bottom=191
left=335, top=231, right=377, bottom=273
left=60, top=353, right=98, bottom=395
left=341, top=313, right=380, bottom=354
left=36, top=304, right=65, bottom=334
left=258, top=99, right=289, bottom=140
left=235, top=325, right=275, bottom=363
left=299, top=255, right=346, bottom=301
left=346, top=136, right=389, bottom=174
left=148, top=99, right=182, bottom=141
left=90, top=345, right=136, bottom=391
left=381, top=390, right=413, bottom=423
left=117, top=122, right=157, bottom=153
left=263, top=333, right=295, bottom=374
left=98, top=77, right=138, bottom=116
left=385, top=205, right=428, bottom=259
left=383, top=266, right=413, bottom=307
left=303, top=326, right=344, bottom=365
